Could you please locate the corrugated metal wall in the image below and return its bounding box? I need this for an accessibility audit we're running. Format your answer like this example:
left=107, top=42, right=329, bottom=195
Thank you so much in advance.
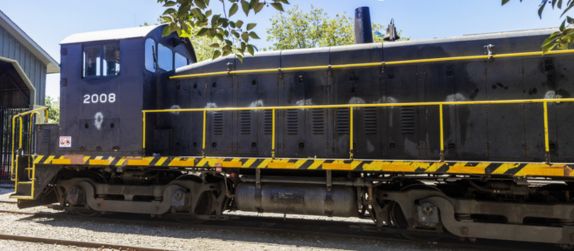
left=0, top=26, right=47, bottom=106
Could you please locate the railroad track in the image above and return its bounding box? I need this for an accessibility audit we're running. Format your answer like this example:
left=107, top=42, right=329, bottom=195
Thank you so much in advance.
left=0, top=233, right=166, bottom=251
left=0, top=207, right=562, bottom=251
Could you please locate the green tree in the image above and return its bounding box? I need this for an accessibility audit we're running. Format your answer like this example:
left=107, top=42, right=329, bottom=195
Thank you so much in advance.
left=44, top=96, right=59, bottom=123
left=190, top=27, right=221, bottom=61
left=503, top=0, right=574, bottom=51
left=158, top=0, right=289, bottom=60
left=142, top=19, right=215, bottom=62
left=266, top=6, right=395, bottom=50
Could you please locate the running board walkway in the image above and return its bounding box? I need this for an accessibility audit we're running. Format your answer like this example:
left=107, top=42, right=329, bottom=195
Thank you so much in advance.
left=33, top=155, right=574, bottom=178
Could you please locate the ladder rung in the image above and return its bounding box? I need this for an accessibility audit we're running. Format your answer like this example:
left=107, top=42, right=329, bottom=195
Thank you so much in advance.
left=17, top=181, right=33, bottom=185
left=10, top=195, right=33, bottom=200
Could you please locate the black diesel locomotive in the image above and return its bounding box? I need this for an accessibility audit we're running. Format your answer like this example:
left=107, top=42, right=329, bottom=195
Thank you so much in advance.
left=11, top=7, right=574, bottom=245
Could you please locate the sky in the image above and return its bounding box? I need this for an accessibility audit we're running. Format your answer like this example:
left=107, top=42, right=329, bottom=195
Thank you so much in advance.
left=0, top=0, right=565, bottom=99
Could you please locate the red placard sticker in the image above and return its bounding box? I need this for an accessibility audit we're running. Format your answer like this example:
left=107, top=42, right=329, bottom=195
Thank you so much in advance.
left=59, top=136, right=72, bottom=148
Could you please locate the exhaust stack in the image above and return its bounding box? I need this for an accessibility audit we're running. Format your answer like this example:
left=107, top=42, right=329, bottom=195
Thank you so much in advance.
left=354, top=7, right=373, bottom=44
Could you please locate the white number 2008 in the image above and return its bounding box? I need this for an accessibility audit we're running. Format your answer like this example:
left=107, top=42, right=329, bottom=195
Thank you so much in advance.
left=83, top=93, right=116, bottom=104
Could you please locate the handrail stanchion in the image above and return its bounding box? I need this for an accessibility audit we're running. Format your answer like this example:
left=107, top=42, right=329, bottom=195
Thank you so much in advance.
left=44, top=109, right=49, bottom=123
left=15, top=117, right=23, bottom=193
left=202, top=110, right=207, bottom=157
left=27, top=113, right=35, bottom=179
left=142, top=112, right=146, bottom=151
left=271, top=108, right=276, bottom=158
left=543, top=101, right=551, bottom=163
left=444, top=103, right=448, bottom=161
left=10, top=114, right=18, bottom=181
left=349, top=107, right=355, bottom=159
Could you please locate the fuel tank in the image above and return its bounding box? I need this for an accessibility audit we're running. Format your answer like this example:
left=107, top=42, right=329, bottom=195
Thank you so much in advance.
left=235, top=183, right=357, bottom=217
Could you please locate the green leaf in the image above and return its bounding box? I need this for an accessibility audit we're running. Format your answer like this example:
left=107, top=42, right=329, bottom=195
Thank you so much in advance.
left=501, top=0, right=510, bottom=5
left=241, top=31, right=249, bottom=41
left=160, top=16, right=172, bottom=24
left=190, top=8, right=202, bottom=18
left=561, top=2, right=574, bottom=17
left=271, top=3, right=284, bottom=11
left=220, top=19, right=229, bottom=28
left=236, top=53, right=244, bottom=62
left=197, top=27, right=209, bottom=36
left=538, top=0, right=548, bottom=18
left=253, top=2, right=264, bottom=13
left=212, top=50, right=222, bottom=60
left=163, top=1, right=177, bottom=7
left=210, top=43, right=220, bottom=48
left=194, top=0, right=207, bottom=9
left=241, top=0, right=251, bottom=16
left=248, top=31, right=260, bottom=39
left=215, top=33, right=224, bottom=41
left=247, top=44, right=255, bottom=55
left=542, top=31, right=562, bottom=52
left=211, top=15, right=220, bottom=26
left=246, top=23, right=257, bottom=30
left=236, top=20, right=244, bottom=28
left=163, top=8, right=176, bottom=15
left=229, top=3, right=239, bottom=17
left=163, top=25, right=175, bottom=36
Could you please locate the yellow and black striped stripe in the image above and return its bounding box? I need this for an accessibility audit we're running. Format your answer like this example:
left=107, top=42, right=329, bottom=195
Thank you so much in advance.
left=32, top=155, right=574, bottom=178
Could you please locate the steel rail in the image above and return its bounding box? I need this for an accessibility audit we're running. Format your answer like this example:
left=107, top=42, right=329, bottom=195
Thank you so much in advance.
left=0, top=233, right=166, bottom=251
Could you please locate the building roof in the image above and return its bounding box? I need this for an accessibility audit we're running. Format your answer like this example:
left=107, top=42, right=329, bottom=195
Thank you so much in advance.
left=60, top=25, right=163, bottom=45
left=0, top=10, right=59, bottom=74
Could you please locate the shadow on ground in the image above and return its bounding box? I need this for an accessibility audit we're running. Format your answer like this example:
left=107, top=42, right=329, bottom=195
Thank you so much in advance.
left=18, top=211, right=559, bottom=251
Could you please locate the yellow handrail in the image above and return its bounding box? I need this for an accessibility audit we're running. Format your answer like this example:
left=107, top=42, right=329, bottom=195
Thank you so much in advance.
left=543, top=101, right=550, bottom=161
left=170, top=49, right=574, bottom=80
left=444, top=103, right=448, bottom=161
left=142, top=98, right=572, bottom=162
left=142, top=98, right=574, bottom=113
left=349, top=107, right=354, bottom=159
left=202, top=110, right=207, bottom=155
left=271, top=109, right=276, bottom=158
left=10, top=106, right=48, bottom=198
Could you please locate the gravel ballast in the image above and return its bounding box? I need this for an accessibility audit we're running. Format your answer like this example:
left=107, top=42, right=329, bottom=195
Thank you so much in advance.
left=0, top=188, right=486, bottom=251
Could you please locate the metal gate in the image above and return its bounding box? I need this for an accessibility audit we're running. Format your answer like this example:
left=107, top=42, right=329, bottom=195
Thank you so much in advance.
left=0, top=107, right=29, bottom=183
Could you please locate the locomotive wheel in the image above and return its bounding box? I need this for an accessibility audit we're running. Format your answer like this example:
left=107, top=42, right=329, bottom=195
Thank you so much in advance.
left=60, top=184, right=99, bottom=216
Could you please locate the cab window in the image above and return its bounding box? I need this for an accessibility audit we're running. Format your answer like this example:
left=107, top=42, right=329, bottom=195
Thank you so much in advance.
left=83, top=43, right=120, bottom=78
left=144, top=38, right=156, bottom=72
left=83, top=46, right=101, bottom=77
left=174, top=52, right=188, bottom=69
left=103, top=44, right=120, bottom=76
left=158, top=43, right=173, bottom=71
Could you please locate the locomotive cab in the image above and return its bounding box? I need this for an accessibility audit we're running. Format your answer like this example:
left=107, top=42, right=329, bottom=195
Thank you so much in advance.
left=49, top=25, right=195, bottom=156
